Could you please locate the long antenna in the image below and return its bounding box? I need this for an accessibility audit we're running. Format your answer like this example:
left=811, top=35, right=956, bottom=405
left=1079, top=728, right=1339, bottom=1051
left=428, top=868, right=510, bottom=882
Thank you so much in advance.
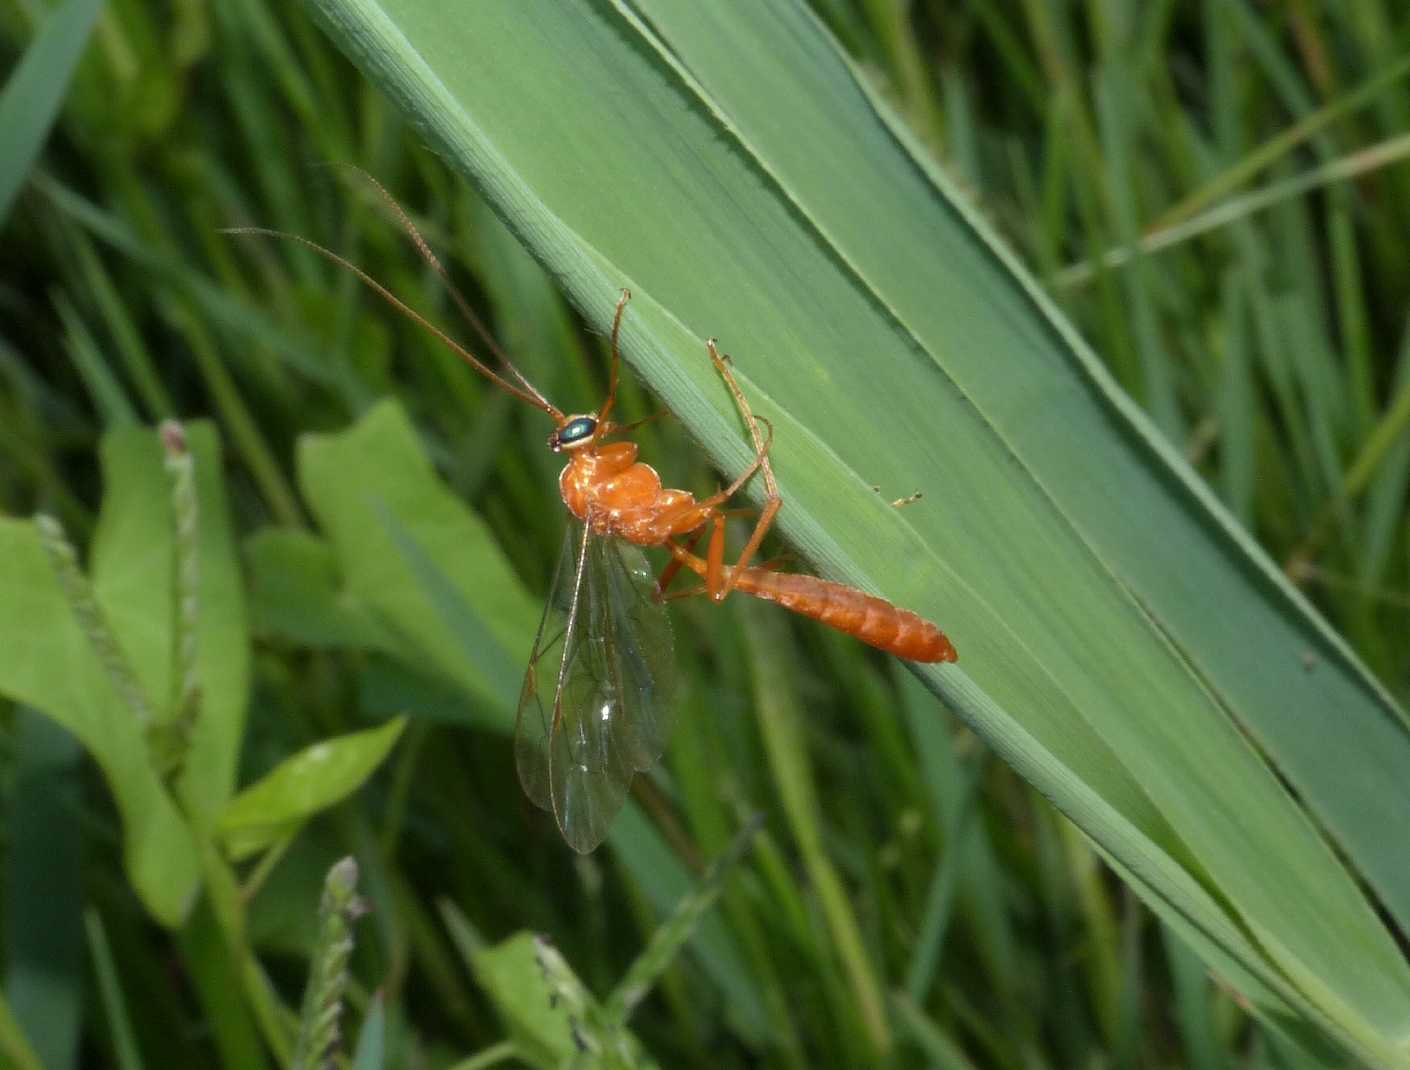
left=221, top=224, right=563, bottom=421
left=341, top=167, right=560, bottom=414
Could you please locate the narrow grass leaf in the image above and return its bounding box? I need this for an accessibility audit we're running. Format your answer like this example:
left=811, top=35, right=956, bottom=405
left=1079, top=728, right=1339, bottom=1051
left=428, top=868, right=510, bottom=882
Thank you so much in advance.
left=0, top=0, right=102, bottom=223
left=1358, top=325, right=1410, bottom=587
left=66, top=229, right=175, bottom=420
left=902, top=758, right=981, bottom=1004
left=52, top=289, right=138, bottom=428
left=350, top=991, right=386, bottom=1070
left=176, top=904, right=279, bottom=1070
left=602, top=817, right=761, bottom=1026
left=37, top=177, right=374, bottom=408
left=897, top=671, right=1016, bottom=1003
left=1151, top=52, right=1410, bottom=230
left=84, top=910, right=145, bottom=1070
left=1164, top=924, right=1225, bottom=1070
left=741, top=604, right=889, bottom=1056
left=607, top=803, right=767, bottom=1042
left=891, top=992, right=982, bottom=1070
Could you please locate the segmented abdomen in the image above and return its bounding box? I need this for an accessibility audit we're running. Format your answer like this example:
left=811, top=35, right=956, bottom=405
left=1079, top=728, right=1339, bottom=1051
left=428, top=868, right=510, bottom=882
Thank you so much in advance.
left=731, top=569, right=957, bottom=663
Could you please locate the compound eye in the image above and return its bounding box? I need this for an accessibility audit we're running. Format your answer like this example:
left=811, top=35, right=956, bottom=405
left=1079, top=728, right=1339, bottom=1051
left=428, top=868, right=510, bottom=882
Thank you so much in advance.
left=556, top=416, right=597, bottom=448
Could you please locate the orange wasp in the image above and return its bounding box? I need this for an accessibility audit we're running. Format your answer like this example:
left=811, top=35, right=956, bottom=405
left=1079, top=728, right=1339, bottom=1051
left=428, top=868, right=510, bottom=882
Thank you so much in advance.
left=228, top=184, right=956, bottom=852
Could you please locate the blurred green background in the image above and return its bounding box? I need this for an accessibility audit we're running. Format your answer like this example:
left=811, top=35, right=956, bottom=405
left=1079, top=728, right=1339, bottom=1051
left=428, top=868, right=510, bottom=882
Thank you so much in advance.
left=2, top=1, right=1409, bottom=1067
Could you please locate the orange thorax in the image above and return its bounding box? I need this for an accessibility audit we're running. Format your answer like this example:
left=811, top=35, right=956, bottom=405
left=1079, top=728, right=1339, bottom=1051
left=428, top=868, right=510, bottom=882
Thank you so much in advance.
left=558, top=442, right=701, bottom=545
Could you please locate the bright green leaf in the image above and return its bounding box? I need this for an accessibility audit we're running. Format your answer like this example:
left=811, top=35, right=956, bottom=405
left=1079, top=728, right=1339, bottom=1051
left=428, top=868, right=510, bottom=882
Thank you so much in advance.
left=469, top=933, right=580, bottom=1066
left=92, top=423, right=250, bottom=829
left=296, top=399, right=537, bottom=722
left=245, top=528, right=389, bottom=649
left=471, top=931, right=656, bottom=1068
left=0, top=419, right=240, bottom=926
left=0, top=518, right=198, bottom=926
left=220, top=716, right=407, bottom=860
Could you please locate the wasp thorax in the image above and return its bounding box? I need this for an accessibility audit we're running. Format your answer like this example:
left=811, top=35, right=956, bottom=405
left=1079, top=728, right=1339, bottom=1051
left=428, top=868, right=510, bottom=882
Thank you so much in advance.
left=549, top=415, right=598, bottom=452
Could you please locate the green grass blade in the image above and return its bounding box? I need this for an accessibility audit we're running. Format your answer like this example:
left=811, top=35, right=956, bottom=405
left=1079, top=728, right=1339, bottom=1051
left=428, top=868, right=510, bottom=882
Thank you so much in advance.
left=891, top=992, right=982, bottom=1070
left=85, top=910, right=146, bottom=1070
left=350, top=991, right=386, bottom=1070
left=902, top=758, right=980, bottom=1004
left=1151, top=51, right=1410, bottom=230
left=52, top=289, right=139, bottom=428
left=601, top=816, right=761, bottom=1027
left=742, top=605, right=889, bottom=1057
left=607, top=804, right=769, bottom=1043
left=0, top=0, right=102, bottom=224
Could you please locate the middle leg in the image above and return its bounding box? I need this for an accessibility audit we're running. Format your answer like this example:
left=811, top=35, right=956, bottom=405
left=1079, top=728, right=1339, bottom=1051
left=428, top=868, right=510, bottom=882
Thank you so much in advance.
left=655, top=505, right=758, bottom=596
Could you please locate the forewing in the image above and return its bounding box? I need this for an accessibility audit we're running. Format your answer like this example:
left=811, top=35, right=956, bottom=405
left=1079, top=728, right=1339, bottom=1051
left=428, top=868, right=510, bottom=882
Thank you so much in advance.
left=514, top=520, right=581, bottom=813
left=513, top=518, right=633, bottom=851
left=516, top=517, right=678, bottom=853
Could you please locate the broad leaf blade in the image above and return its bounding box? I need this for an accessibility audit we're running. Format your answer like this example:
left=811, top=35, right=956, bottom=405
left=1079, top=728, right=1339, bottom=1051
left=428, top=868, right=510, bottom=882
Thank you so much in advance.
left=0, top=518, right=198, bottom=925
left=296, top=399, right=537, bottom=718
left=92, top=423, right=250, bottom=828
left=304, top=0, right=1410, bottom=1057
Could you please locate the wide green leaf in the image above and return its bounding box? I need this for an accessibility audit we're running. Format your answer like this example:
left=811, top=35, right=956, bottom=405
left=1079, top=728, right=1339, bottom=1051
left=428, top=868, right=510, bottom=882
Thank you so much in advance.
left=302, top=1, right=1410, bottom=1060
left=0, top=420, right=243, bottom=924
left=245, top=528, right=390, bottom=650
left=297, top=399, right=536, bottom=721
left=0, top=521, right=197, bottom=925
left=91, top=423, right=250, bottom=830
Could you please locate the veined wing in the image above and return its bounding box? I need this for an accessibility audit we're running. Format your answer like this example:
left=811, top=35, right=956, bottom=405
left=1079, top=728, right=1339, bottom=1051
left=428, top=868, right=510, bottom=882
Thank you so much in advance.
left=514, top=517, right=675, bottom=852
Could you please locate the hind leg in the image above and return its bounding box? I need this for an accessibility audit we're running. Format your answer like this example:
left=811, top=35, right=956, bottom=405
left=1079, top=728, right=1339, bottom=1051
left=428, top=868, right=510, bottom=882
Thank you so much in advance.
left=696, top=340, right=784, bottom=601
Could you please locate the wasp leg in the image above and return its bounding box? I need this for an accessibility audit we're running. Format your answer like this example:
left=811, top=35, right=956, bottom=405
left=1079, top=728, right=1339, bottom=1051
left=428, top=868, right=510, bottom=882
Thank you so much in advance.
left=595, top=289, right=632, bottom=427
left=656, top=527, right=706, bottom=597
left=694, top=340, right=787, bottom=601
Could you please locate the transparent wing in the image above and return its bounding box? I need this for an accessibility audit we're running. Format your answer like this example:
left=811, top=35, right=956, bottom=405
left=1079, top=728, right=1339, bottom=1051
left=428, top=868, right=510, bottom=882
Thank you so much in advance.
left=514, top=521, right=581, bottom=814
left=514, top=518, right=676, bottom=852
